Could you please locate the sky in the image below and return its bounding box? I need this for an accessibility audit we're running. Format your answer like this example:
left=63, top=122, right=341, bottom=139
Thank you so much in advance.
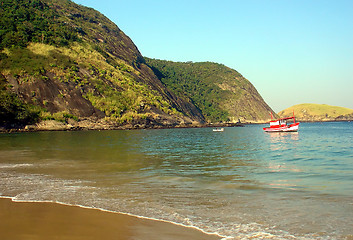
left=72, top=0, right=353, bottom=112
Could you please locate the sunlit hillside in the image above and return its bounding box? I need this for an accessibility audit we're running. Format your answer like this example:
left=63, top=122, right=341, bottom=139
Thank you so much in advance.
left=278, top=103, right=353, bottom=121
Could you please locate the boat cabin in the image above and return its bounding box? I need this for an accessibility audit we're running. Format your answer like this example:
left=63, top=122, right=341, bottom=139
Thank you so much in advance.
left=270, top=119, right=288, bottom=128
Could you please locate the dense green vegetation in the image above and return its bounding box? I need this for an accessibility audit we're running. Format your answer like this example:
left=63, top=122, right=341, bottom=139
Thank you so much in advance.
left=0, top=0, right=80, bottom=50
left=146, top=58, right=276, bottom=123
left=146, top=59, right=239, bottom=122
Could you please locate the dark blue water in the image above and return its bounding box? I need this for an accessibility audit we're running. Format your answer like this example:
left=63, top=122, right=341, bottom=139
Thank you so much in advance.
left=0, top=122, right=352, bottom=239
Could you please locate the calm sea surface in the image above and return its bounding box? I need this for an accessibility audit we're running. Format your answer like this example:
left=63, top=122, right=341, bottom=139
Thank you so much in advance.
left=0, top=122, right=352, bottom=239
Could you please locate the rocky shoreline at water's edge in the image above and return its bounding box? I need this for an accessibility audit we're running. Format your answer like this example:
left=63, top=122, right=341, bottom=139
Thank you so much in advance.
left=0, top=118, right=249, bottom=133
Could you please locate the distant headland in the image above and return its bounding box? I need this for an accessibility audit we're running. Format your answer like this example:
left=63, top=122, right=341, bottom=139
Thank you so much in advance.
left=278, top=103, right=353, bottom=122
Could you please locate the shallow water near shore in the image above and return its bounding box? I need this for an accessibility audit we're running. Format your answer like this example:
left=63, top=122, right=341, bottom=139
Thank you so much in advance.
left=0, top=122, right=352, bottom=239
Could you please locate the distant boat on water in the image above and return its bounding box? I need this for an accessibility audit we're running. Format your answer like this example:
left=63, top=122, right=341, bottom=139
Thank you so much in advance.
left=213, top=128, right=224, bottom=132
left=263, top=112, right=299, bottom=132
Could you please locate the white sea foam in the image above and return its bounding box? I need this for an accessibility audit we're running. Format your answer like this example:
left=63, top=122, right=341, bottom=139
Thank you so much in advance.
left=0, top=163, right=33, bottom=169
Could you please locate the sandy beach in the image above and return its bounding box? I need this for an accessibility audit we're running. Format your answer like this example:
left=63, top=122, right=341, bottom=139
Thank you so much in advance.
left=0, top=198, right=221, bottom=240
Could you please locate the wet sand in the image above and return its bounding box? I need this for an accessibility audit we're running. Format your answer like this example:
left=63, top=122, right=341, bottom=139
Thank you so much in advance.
left=0, top=198, right=221, bottom=240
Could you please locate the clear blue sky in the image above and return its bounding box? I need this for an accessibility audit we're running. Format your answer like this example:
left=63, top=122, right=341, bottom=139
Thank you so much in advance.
left=73, top=0, right=353, bottom=112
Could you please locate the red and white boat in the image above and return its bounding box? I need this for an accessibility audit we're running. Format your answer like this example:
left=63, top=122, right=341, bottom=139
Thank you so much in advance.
left=263, top=112, right=300, bottom=132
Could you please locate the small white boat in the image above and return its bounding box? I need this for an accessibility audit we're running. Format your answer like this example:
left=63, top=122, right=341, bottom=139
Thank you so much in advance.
left=213, top=128, right=224, bottom=132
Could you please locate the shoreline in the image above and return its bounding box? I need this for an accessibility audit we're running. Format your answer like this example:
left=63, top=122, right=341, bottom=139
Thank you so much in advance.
left=1, top=118, right=352, bottom=133
left=0, top=197, right=223, bottom=240
left=0, top=119, right=249, bottom=133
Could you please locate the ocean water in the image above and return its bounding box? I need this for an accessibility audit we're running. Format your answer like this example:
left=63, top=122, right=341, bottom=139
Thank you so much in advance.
left=0, top=122, right=352, bottom=239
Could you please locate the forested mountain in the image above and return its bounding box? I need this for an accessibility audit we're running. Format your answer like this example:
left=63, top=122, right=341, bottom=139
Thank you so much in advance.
left=146, top=59, right=276, bottom=122
left=0, top=0, right=274, bottom=130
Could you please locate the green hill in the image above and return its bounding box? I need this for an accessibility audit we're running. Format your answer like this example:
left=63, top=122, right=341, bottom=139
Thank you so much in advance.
left=146, top=59, right=276, bottom=123
left=0, top=0, right=275, bottom=130
left=278, top=104, right=353, bottom=121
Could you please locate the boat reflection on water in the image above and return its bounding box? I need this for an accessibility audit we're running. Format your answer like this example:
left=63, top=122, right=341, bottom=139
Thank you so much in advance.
left=267, top=131, right=299, bottom=151
left=269, top=131, right=299, bottom=141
